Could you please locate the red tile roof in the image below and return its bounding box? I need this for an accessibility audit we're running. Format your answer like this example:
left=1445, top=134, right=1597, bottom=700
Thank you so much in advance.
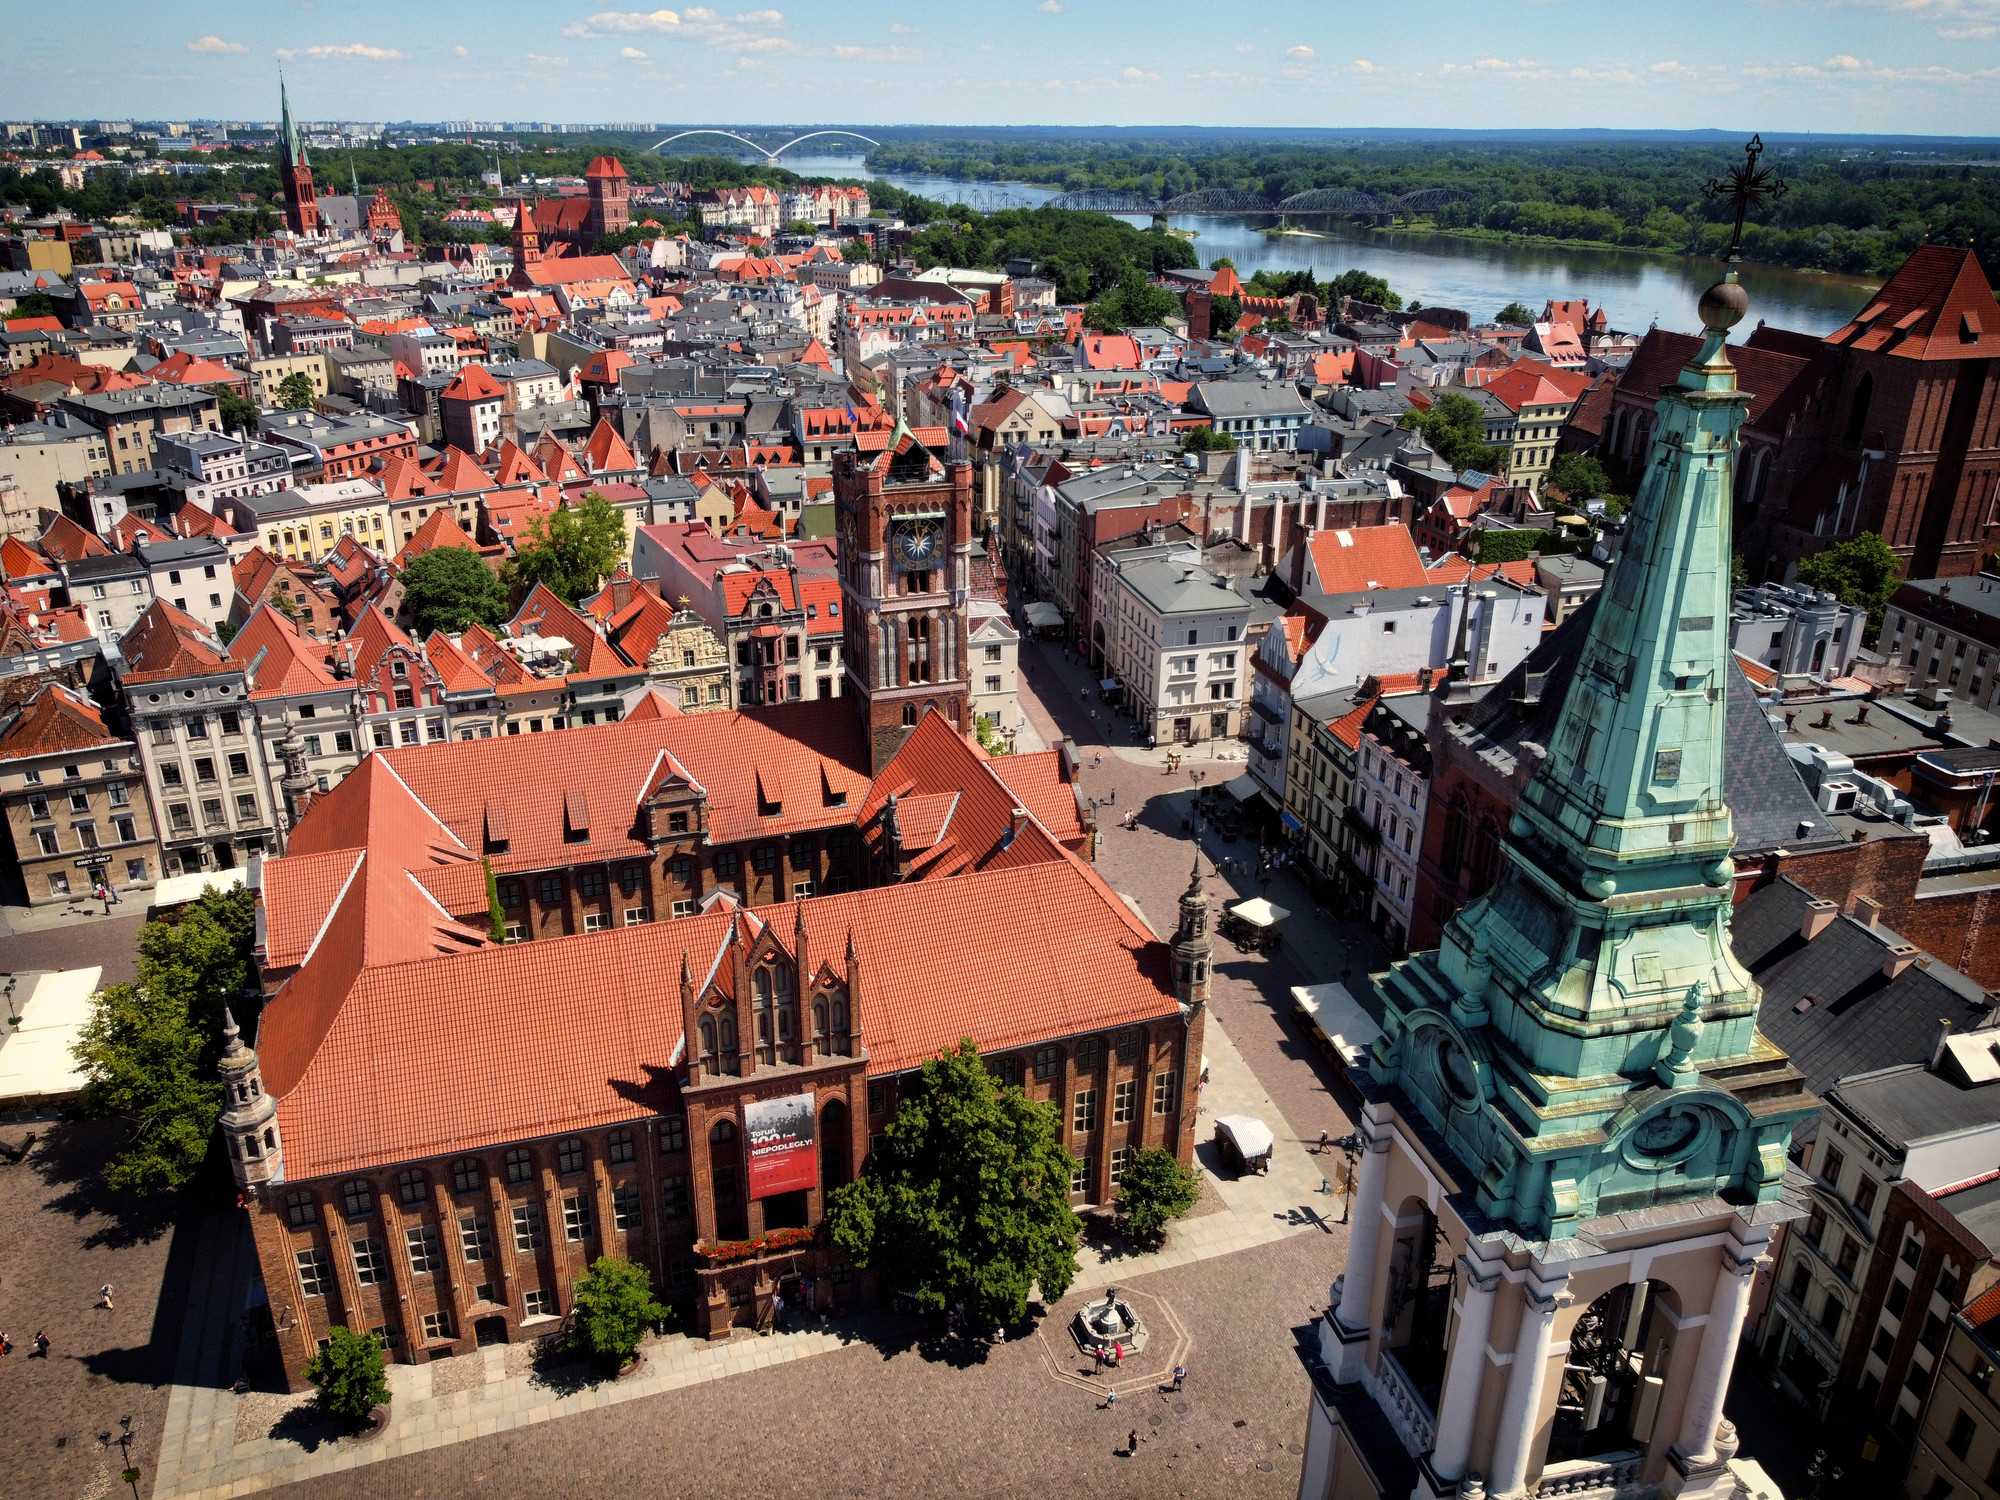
left=229, top=605, right=341, bottom=698
left=37, top=514, right=109, bottom=564
left=1304, top=524, right=1428, bottom=595
left=1823, top=246, right=2000, bottom=361
left=441, top=363, right=503, bottom=403
left=116, top=600, right=232, bottom=683
left=0, top=682, right=120, bottom=760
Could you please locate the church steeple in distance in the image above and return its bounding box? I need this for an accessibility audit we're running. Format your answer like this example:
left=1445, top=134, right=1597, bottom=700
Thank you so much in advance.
left=276, top=74, right=319, bottom=237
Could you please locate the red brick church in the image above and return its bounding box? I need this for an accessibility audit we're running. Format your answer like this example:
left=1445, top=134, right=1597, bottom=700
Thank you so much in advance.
left=232, top=434, right=1207, bottom=1389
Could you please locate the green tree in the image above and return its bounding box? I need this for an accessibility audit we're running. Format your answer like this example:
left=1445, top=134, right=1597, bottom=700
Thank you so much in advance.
left=401, top=547, right=507, bottom=636
left=1207, top=256, right=1234, bottom=271
left=210, top=386, right=260, bottom=436
left=1112, top=1146, right=1199, bottom=1247
left=6, top=289, right=58, bottom=321
left=273, top=371, right=317, bottom=411
left=1495, top=301, right=1535, bottom=326
left=506, top=492, right=629, bottom=604
left=782, top=219, right=822, bottom=236
left=1328, top=268, right=1402, bottom=311
left=569, top=1256, right=668, bottom=1370
left=1209, top=293, right=1243, bottom=334
left=1796, top=531, right=1904, bottom=630
left=827, top=1038, right=1080, bottom=1332
left=1399, top=392, right=1502, bottom=473
left=1181, top=426, right=1238, bottom=454
left=306, top=1327, right=390, bottom=1424
left=483, top=857, right=506, bottom=942
left=1468, top=529, right=1547, bottom=564
left=72, top=980, right=221, bottom=1195
left=1082, top=268, right=1183, bottom=334
left=71, top=886, right=259, bottom=1195
left=1546, top=452, right=1612, bottom=501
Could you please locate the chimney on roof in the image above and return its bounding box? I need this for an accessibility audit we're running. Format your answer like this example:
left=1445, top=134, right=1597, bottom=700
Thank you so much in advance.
left=1932, top=1016, right=1955, bottom=1070
left=1799, top=897, right=1838, bottom=942
left=1855, top=704, right=1870, bottom=724
left=1845, top=892, right=1883, bottom=929
left=1816, top=708, right=1834, bottom=729
left=1882, top=942, right=1920, bottom=982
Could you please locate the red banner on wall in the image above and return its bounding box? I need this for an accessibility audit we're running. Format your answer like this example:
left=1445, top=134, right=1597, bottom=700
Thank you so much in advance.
left=745, top=1091, right=818, bottom=1199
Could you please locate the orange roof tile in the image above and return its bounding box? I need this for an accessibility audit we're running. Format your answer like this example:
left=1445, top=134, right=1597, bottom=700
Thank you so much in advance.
left=0, top=682, right=120, bottom=760
left=1304, top=524, right=1428, bottom=595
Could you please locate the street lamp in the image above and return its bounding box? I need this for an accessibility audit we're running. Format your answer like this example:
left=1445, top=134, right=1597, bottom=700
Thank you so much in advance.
left=1335, top=1132, right=1363, bottom=1224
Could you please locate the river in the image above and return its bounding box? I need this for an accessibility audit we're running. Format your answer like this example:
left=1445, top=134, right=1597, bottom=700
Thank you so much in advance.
left=778, top=153, right=1879, bottom=338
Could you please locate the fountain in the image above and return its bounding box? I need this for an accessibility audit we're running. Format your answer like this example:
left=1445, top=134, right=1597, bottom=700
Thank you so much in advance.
left=1070, top=1286, right=1149, bottom=1357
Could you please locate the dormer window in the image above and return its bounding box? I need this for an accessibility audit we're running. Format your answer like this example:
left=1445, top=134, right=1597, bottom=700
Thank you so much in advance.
left=392, top=660, right=407, bottom=679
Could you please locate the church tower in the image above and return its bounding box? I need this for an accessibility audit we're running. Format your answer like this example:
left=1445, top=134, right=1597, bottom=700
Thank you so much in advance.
left=218, top=1008, right=283, bottom=1189
left=584, top=155, right=631, bottom=241
left=276, top=77, right=318, bottom=237
left=1301, top=142, right=1813, bottom=1500
left=509, top=197, right=541, bottom=290
left=833, top=421, right=974, bottom=773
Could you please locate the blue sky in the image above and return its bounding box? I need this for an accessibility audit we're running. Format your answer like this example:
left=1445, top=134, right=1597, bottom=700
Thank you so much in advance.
left=12, top=1, right=2000, bottom=134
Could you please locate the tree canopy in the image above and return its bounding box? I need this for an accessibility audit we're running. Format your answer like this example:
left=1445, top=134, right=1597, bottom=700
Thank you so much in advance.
left=307, top=1327, right=390, bottom=1424
left=1181, top=425, right=1237, bottom=453
left=209, top=386, right=260, bottom=437
left=72, top=887, right=258, bottom=1195
left=1113, top=1146, right=1199, bottom=1247
left=273, top=371, right=317, bottom=411
left=6, top=290, right=58, bottom=321
left=1795, top=531, right=1904, bottom=629
left=1083, top=268, right=1183, bottom=334
left=1546, top=452, right=1613, bottom=502
left=1327, top=268, right=1402, bottom=310
left=906, top=206, right=1193, bottom=306
left=400, top=547, right=508, bottom=637
left=1399, top=392, right=1502, bottom=473
left=506, top=492, right=628, bottom=605
left=1495, top=301, right=1535, bottom=326
left=569, top=1256, right=668, bottom=1369
left=826, top=1038, right=1081, bottom=1332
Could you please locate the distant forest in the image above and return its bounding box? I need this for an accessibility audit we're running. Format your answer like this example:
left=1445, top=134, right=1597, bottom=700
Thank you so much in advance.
left=863, top=135, right=2000, bottom=277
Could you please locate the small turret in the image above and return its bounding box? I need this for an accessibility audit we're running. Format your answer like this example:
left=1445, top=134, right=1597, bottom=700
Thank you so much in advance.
left=277, top=729, right=312, bottom=832
left=1170, top=848, right=1212, bottom=1008
left=218, top=1008, right=283, bottom=1189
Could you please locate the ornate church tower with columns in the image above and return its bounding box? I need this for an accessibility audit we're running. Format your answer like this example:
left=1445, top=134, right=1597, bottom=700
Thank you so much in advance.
left=1299, top=141, right=1815, bottom=1500
left=218, top=1009, right=283, bottom=1189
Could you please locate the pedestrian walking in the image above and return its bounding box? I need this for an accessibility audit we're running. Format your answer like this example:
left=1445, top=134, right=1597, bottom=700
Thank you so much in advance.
left=32, top=1330, right=49, bottom=1358
left=1091, top=1344, right=1103, bottom=1375
left=772, top=1290, right=785, bottom=1331
left=1, top=1331, right=11, bottom=1356
left=1100, top=1388, right=1118, bottom=1411
left=1112, top=1340, right=1122, bottom=1370
left=1127, top=1428, right=1140, bottom=1456
left=98, top=1283, right=113, bottom=1310
left=1317, top=1131, right=1331, bottom=1155
left=1172, top=1363, right=1187, bottom=1392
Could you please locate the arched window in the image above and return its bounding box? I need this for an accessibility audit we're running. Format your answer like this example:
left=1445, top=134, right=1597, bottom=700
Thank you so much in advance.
left=699, top=1014, right=718, bottom=1072
left=1470, top=818, right=1501, bottom=895
left=341, top=1178, right=374, bottom=1218
left=243, top=1134, right=260, bottom=1159
left=451, top=1157, right=482, bottom=1195
left=753, top=968, right=775, bottom=1064
left=812, top=996, right=830, bottom=1053
left=1439, top=795, right=1469, bottom=880
left=711, top=1118, right=746, bottom=1239
left=1845, top=372, right=1874, bottom=447
left=396, top=1168, right=426, bottom=1206
left=831, top=997, right=851, bottom=1056
left=263, top=1126, right=277, bottom=1151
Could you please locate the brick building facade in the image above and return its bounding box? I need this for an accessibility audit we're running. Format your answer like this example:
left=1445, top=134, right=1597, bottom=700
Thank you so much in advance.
left=240, top=696, right=1195, bottom=1390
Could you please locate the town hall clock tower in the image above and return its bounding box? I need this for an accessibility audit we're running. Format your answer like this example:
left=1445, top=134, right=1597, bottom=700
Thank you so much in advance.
left=833, top=421, right=975, bottom=773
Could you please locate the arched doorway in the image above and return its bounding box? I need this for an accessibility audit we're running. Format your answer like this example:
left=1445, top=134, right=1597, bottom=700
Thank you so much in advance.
left=1547, top=1280, right=1684, bottom=1465
left=710, top=1118, right=747, bottom=1240
left=1383, top=1195, right=1453, bottom=1409
left=820, top=1098, right=851, bottom=1193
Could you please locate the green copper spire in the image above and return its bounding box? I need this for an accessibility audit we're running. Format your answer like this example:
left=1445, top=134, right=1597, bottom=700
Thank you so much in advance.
left=1366, top=190, right=1813, bottom=1242
left=279, top=75, right=306, bottom=168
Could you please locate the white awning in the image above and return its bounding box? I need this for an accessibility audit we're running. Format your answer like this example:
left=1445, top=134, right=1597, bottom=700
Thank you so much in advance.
left=150, top=866, right=248, bottom=911
left=1228, top=896, right=1291, bottom=928
left=1023, top=601, right=1063, bottom=628
left=1291, top=983, right=1384, bottom=1067
left=1223, top=773, right=1262, bottom=803
left=1215, top=1114, right=1274, bottom=1158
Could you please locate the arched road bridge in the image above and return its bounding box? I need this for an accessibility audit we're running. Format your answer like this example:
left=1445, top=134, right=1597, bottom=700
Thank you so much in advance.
left=651, top=128, right=882, bottom=161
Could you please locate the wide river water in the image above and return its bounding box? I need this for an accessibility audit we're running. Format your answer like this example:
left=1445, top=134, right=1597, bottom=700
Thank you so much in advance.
left=779, top=153, right=1880, bottom=338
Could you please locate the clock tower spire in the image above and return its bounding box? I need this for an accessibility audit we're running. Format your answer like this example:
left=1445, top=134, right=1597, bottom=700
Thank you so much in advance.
left=833, top=417, right=974, bottom=773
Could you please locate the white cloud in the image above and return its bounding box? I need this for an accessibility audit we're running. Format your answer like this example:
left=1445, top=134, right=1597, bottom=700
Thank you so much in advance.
left=736, top=7, right=784, bottom=21
left=621, top=45, right=649, bottom=58
left=564, top=9, right=680, bottom=36
left=1286, top=44, right=1315, bottom=60
left=1441, top=56, right=1554, bottom=82
left=1941, top=21, right=2000, bottom=37
left=282, top=42, right=408, bottom=61
left=186, top=34, right=248, bottom=55
left=1037, top=0, right=1066, bottom=11
left=1120, top=65, right=1161, bottom=82
left=1649, top=59, right=1695, bottom=77
left=525, top=52, right=570, bottom=66
left=831, top=43, right=917, bottom=61
left=452, top=44, right=469, bottom=57
left=1826, top=52, right=1865, bottom=69
left=1184, top=68, right=1255, bottom=86
left=889, top=21, right=915, bottom=34
left=1349, top=57, right=1378, bottom=75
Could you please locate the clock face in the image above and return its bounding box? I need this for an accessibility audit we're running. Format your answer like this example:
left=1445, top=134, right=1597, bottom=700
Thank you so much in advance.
left=893, top=519, right=940, bottom=568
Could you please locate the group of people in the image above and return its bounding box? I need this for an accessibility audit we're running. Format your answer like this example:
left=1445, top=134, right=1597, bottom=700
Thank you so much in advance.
left=1092, top=1358, right=1188, bottom=1459
left=1, top=1285, right=109, bottom=1364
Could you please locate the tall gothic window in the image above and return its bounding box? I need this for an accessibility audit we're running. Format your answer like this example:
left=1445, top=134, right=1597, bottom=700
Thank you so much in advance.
left=1440, top=795, right=1468, bottom=880
left=753, top=967, right=776, bottom=1065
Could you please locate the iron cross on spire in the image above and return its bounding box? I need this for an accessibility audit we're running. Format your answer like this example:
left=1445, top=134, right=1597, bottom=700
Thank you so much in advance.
left=1704, top=134, right=1787, bottom=264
